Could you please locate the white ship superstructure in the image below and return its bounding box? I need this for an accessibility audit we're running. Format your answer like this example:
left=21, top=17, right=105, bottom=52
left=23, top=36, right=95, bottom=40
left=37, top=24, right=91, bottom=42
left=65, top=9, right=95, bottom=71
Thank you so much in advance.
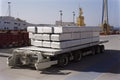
left=0, top=16, right=29, bottom=30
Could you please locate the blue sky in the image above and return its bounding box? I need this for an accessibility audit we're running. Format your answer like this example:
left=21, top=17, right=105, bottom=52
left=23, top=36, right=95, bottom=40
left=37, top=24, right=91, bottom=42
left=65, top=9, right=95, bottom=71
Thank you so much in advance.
left=0, top=0, right=120, bottom=27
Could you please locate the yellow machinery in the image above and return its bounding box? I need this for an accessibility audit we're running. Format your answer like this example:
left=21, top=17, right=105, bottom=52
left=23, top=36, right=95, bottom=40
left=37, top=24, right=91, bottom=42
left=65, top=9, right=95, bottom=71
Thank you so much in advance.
left=76, top=8, right=85, bottom=26
left=100, top=22, right=110, bottom=35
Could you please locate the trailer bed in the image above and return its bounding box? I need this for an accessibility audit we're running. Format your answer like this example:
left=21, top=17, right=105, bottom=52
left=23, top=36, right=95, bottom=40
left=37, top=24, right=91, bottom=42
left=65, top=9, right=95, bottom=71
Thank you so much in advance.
left=18, top=40, right=107, bottom=56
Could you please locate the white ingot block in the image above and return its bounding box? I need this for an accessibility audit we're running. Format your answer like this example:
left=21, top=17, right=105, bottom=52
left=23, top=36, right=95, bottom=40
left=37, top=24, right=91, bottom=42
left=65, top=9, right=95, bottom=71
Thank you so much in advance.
left=87, top=27, right=93, bottom=31
left=69, top=27, right=87, bottom=32
left=42, top=34, right=51, bottom=41
left=30, top=39, right=34, bottom=45
left=80, top=39, right=85, bottom=44
left=42, top=41, right=51, bottom=48
left=54, top=27, right=71, bottom=33
left=80, top=32, right=92, bottom=38
left=33, top=40, right=42, bottom=47
left=78, top=27, right=86, bottom=32
left=80, top=38, right=91, bottom=44
left=74, top=40, right=81, bottom=46
left=27, top=26, right=36, bottom=33
left=51, top=39, right=82, bottom=49
left=84, top=26, right=100, bottom=32
left=37, top=27, right=43, bottom=33
left=63, top=26, right=79, bottom=33
left=87, top=38, right=95, bottom=43
left=92, top=37, right=99, bottom=42
left=92, top=32, right=99, bottom=37
left=67, top=27, right=74, bottom=32
left=68, top=40, right=81, bottom=47
left=83, top=38, right=87, bottom=44
left=80, top=32, right=88, bottom=39
left=34, top=34, right=43, bottom=40
left=42, top=27, right=53, bottom=33
left=29, top=33, right=34, bottom=39
left=86, top=32, right=92, bottom=38
left=54, top=26, right=87, bottom=33
left=82, top=27, right=89, bottom=32
left=70, top=27, right=79, bottom=32
left=92, top=27, right=101, bottom=32
left=88, top=38, right=93, bottom=43
left=51, top=41, right=68, bottom=49
left=89, top=32, right=93, bottom=37
left=51, top=33, right=72, bottom=41
left=71, top=33, right=80, bottom=40
left=96, top=27, right=101, bottom=32
left=84, top=38, right=89, bottom=44
left=87, top=38, right=92, bottom=43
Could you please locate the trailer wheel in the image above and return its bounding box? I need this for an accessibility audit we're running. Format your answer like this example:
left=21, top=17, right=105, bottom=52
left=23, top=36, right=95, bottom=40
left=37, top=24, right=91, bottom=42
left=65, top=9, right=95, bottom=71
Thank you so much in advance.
left=92, top=47, right=96, bottom=55
left=73, top=51, right=82, bottom=61
left=100, top=45, right=105, bottom=53
left=58, top=54, right=69, bottom=67
left=96, top=46, right=101, bottom=54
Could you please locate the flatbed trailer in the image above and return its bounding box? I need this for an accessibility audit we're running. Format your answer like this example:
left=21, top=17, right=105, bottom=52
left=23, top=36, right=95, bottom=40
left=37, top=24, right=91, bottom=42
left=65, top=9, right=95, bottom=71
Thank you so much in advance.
left=7, top=40, right=107, bottom=70
left=7, top=26, right=108, bottom=70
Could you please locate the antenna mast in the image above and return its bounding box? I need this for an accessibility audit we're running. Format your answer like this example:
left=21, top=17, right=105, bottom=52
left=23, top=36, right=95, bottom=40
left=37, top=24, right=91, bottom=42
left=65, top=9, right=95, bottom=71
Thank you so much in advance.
left=8, top=2, right=11, bottom=16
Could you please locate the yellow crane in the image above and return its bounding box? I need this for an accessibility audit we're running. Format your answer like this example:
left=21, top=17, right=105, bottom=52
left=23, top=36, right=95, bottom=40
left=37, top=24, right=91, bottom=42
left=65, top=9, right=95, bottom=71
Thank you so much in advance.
left=76, top=8, right=86, bottom=26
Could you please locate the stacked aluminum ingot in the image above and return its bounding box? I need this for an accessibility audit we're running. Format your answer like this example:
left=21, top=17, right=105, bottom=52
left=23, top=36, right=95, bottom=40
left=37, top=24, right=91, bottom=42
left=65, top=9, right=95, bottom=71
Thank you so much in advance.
left=27, top=26, right=101, bottom=49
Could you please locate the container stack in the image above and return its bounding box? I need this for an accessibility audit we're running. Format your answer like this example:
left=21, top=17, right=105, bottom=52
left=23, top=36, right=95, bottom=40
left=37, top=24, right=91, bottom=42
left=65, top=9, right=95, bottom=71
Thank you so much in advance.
left=0, top=30, right=29, bottom=48
left=27, top=26, right=101, bottom=49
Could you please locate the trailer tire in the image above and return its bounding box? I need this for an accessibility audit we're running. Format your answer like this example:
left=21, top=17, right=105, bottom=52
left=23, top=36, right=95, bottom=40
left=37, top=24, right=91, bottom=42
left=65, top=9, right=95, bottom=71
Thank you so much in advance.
left=58, top=54, right=69, bottom=67
left=95, top=46, right=101, bottom=54
left=92, top=47, right=96, bottom=55
left=100, top=45, right=105, bottom=53
left=73, top=51, right=82, bottom=61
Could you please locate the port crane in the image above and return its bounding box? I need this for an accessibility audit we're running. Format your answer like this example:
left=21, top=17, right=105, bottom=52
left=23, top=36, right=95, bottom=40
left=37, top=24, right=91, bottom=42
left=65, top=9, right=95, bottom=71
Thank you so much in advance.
left=101, top=0, right=110, bottom=35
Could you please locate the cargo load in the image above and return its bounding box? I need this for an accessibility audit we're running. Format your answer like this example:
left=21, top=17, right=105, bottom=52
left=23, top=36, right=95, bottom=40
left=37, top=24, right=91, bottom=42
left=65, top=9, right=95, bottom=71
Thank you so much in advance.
left=28, top=26, right=100, bottom=49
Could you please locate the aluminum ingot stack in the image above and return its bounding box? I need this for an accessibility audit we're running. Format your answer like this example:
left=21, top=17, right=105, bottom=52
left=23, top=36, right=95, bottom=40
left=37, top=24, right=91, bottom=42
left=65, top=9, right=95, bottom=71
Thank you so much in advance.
left=27, top=26, right=101, bottom=49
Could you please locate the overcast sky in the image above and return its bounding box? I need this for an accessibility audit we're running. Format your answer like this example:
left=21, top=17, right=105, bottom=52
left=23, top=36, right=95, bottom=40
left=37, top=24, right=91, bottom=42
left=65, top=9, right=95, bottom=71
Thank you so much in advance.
left=0, top=0, right=120, bottom=27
